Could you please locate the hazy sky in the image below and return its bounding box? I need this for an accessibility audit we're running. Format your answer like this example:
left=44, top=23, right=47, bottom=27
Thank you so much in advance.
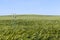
left=0, top=0, right=60, bottom=15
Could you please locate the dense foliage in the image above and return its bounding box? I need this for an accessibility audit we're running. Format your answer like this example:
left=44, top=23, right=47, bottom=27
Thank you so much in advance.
left=0, top=15, right=60, bottom=40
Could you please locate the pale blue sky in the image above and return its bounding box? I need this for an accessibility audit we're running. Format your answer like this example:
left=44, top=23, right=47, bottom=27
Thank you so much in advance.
left=0, top=0, right=60, bottom=15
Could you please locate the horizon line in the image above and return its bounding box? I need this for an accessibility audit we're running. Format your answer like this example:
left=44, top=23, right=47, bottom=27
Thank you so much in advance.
left=0, top=14, right=60, bottom=16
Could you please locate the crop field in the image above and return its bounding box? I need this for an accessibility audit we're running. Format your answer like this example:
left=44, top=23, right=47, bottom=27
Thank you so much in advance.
left=0, top=15, right=60, bottom=40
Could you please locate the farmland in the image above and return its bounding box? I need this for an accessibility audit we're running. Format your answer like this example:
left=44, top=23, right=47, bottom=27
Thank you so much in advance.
left=0, top=15, right=60, bottom=40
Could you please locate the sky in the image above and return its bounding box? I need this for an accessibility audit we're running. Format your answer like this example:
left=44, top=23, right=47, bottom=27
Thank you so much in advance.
left=0, top=0, right=60, bottom=15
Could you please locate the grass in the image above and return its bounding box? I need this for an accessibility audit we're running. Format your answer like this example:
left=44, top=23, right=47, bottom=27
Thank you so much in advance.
left=0, top=15, right=60, bottom=40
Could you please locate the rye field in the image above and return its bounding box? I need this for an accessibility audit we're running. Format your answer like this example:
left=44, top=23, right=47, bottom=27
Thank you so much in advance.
left=0, top=15, right=60, bottom=40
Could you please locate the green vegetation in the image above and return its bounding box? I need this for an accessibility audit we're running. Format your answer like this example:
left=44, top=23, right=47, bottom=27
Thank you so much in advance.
left=0, top=15, right=60, bottom=40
